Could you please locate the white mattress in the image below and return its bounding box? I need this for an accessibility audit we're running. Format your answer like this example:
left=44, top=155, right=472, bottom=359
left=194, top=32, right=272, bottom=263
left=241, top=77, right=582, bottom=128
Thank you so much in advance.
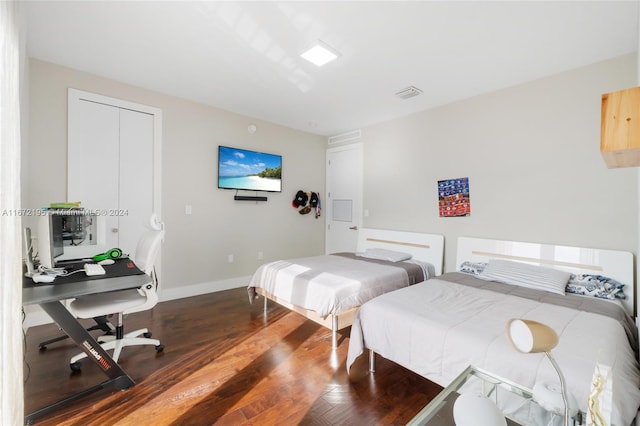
left=248, top=254, right=431, bottom=317
left=347, top=277, right=640, bottom=426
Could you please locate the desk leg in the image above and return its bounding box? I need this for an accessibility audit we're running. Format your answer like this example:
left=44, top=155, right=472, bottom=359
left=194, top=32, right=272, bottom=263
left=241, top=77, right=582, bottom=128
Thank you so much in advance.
left=25, top=301, right=135, bottom=424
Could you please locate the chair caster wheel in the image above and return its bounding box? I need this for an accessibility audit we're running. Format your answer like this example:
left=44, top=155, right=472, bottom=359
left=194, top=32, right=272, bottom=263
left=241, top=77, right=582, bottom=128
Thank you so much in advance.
left=143, top=332, right=152, bottom=338
left=155, top=344, right=164, bottom=352
left=70, top=362, right=82, bottom=372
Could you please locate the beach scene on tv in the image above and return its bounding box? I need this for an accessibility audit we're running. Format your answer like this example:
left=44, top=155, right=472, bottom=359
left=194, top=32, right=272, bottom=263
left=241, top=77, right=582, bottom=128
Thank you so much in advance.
left=218, top=146, right=282, bottom=192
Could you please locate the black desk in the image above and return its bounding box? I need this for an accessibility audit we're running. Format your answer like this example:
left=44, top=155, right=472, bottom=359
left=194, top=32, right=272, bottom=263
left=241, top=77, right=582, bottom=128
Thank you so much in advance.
left=23, top=259, right=151, bottom=424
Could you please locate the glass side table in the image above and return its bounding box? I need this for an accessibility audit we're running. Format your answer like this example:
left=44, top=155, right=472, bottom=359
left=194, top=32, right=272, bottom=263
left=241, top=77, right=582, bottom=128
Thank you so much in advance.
left=407, top=365, right=584, bottom=426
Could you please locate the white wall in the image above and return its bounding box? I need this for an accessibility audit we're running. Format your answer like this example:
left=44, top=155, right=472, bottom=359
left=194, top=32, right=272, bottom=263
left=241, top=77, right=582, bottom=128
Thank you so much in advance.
left=359, top=54, right=638, bottom=272
left=25, top=53, right=639, bottom=320
left=26, top=58, right=326, bottom=302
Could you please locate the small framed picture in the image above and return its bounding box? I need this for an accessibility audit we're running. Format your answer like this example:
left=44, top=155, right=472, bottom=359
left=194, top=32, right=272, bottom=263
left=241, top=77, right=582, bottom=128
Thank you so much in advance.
left=438, top=177, right=470, bottom=217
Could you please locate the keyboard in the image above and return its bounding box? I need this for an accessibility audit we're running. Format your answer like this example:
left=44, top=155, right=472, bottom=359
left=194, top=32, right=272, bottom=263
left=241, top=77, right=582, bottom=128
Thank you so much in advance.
left=84, top=263, right=106, bottom=276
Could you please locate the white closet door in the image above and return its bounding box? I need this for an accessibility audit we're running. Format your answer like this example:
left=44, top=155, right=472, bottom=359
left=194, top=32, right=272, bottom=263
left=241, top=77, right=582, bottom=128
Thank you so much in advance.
left=118, top=108, right=154, bottom=255
left=68, top=100, right=120, bottom=251
left=68, top=90, right=160, bottom=258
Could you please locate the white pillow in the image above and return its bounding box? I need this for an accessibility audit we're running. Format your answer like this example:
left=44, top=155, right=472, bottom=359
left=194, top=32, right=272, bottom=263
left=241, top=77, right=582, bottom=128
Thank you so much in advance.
left=356, top=248, right=412, bottom=262
left=478, top=259, right=570, bottom=295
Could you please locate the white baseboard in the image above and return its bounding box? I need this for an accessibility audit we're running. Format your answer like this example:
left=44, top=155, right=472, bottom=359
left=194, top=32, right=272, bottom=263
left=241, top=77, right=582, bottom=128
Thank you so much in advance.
left=158, top=276, right=249, bottom=302
left=22, top=276, right=250, bottom=331
left=23, top=309, right=53, bottom=331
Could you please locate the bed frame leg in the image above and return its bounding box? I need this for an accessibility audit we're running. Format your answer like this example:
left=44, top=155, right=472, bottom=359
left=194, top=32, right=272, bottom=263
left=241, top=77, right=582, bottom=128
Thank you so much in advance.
left=369, top=349, right=375, bottom=372
left=263, top=295, right=268, bottom=317
left=332, top=315, right=338, bottom=350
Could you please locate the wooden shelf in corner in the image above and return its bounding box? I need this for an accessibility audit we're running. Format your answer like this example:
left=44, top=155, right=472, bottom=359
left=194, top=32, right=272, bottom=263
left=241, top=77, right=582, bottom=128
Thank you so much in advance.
left=601, top=86, right=640, bottom=168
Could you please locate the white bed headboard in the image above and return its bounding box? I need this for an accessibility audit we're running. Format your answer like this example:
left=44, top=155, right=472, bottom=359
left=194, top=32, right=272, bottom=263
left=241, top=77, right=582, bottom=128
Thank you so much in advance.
left=457, top=237, right=635, bottom=316
left=357, top=228, right=444, bottom=275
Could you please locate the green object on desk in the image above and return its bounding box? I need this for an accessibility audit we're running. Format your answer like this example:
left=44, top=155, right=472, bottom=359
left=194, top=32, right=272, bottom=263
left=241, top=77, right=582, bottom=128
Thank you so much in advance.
left=49, top=201, right=81, bottom=209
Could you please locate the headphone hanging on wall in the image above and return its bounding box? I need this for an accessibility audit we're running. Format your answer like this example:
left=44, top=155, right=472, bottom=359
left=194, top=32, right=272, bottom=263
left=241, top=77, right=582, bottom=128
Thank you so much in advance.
left=92, top=247, right=124, bottom=262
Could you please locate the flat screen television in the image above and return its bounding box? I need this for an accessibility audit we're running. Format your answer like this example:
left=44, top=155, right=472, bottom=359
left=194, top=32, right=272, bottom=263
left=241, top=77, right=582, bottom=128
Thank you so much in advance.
left=217, top=145, right=282, bottom=192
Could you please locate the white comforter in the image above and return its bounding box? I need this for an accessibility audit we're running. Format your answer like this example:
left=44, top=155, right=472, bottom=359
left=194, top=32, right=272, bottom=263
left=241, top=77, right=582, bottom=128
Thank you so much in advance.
left=248, top=254, right=425, bottom=317
left=347, top=278, right=640, bottom=426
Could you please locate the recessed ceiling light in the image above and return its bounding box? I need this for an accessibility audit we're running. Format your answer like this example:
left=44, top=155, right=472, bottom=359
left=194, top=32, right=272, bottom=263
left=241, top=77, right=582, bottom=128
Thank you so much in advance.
left=301, top=40, right=340, bottom=67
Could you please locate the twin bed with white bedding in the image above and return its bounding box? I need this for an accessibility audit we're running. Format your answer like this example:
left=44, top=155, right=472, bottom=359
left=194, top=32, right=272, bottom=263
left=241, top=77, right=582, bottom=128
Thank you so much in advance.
left=347, top=237, right=640, bottom=425
left=248, top=228, right=444, bottom=348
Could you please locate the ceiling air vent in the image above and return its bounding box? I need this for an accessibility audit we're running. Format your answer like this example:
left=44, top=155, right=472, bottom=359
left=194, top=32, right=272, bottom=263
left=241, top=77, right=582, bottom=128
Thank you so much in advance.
left=395, top=86, right=423, bottom=100
left=328, top=129, right=362, bottom=145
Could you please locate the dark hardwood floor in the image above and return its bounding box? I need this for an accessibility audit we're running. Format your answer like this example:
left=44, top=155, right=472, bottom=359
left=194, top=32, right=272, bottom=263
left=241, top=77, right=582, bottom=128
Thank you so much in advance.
left=23, top=287, right=442, bottom=425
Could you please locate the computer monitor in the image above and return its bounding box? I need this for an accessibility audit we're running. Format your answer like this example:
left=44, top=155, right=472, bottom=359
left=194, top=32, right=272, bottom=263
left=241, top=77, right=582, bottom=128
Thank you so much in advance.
left=37, top=212, right=64, bottom=269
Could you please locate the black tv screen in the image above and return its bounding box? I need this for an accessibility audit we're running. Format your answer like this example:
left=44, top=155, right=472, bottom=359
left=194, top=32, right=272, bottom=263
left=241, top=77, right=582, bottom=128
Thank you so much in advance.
left=217, top=145, right=282, bottom=192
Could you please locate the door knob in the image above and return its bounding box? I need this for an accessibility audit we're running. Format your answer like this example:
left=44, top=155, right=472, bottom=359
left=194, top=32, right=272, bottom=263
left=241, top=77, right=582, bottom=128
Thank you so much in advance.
left=111, top=228, right=119, bottom=233
left=349, top=226, right=358, bottom=230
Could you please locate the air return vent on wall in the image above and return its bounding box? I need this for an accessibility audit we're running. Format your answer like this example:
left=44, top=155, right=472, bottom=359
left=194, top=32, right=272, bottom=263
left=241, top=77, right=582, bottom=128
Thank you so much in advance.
left=328, top=129, right=362, bottom=145
left=395, top=86, right=423, bottom=99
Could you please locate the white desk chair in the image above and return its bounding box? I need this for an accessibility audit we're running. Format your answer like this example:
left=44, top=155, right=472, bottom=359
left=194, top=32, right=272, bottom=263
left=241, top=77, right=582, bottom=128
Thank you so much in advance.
left=69, top=217, right=165, bottom=371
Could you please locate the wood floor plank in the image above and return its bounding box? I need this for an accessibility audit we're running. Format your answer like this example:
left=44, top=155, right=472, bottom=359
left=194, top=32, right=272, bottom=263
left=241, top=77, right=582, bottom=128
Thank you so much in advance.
left=24, top=287, right=442, bottom=425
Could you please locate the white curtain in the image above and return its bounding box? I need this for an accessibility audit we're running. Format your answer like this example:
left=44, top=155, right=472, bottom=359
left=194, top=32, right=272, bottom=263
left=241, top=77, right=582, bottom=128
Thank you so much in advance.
left=0, top=1, right=24, bottom=424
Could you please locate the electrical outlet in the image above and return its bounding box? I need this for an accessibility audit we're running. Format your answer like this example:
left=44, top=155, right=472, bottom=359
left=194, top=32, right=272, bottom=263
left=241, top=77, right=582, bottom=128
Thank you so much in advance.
left=258, top=251, right=263, bottom=260
left=227, top=254, right=234, bottom=263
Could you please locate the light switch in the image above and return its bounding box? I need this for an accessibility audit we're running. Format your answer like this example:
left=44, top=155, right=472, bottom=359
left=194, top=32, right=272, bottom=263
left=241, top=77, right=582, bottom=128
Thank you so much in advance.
left=185, top=205, right=192, bottom=215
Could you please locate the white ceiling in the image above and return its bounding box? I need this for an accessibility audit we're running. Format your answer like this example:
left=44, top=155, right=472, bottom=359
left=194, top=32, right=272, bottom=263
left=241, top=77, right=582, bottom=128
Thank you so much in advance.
left=25, top=1, right=639, bottom=137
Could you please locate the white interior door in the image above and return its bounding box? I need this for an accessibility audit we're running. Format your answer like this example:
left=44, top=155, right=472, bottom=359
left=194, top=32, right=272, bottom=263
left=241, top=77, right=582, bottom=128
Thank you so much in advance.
left=118, top=108, right=154, bottom=255
left=325, top=143, right=363, bottom=254
left=67, top=89, right=161, bottom=259
left=67, top=99, right=120, bottom=252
